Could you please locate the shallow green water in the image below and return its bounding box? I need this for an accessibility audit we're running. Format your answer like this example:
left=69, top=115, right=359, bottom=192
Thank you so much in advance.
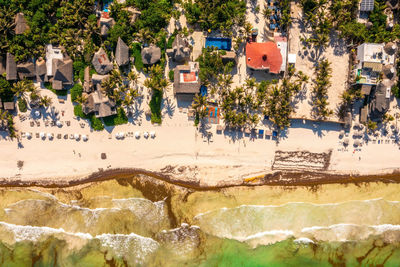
left=0, top=179, right=400, bottom=266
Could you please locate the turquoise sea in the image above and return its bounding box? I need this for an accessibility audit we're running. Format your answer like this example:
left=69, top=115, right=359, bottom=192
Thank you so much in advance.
left=0, top=176, right=400, bottom=266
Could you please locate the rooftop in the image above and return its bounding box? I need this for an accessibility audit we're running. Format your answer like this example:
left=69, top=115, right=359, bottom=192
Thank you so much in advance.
left=245, top=41, right=283, bottom=73
left=173, top=62, right=201, bottom=95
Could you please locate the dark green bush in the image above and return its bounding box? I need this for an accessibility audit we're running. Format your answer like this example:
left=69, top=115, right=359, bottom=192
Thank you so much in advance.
left=149, top=89, right=162, bottom=124
left=168, top=70, right=174, bottom=82
left=131, top=43, right=144, bottom=71
left=70, top=84, right=83, bottom=102
left=103, top=108, right=128, bottom=126
left=18, top=98, right=27, bottom=112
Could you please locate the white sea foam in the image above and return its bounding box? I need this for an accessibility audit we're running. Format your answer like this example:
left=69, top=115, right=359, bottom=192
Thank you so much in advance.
left=294, top=237, right=315, bottom=244
left=0, top=221, right=159, bottom=264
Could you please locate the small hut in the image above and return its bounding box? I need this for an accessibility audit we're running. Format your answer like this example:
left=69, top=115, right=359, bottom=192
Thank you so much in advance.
left=141, top=45, right=161, bottom=65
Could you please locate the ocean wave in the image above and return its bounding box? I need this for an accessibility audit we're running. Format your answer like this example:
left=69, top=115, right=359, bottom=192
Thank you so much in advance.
left=193, top=199, right=400, bottom=246
left=0, top=221, right=159, bottom=264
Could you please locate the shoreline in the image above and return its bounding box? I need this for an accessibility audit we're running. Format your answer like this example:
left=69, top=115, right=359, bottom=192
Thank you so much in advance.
left=1, top=167, right=400, bottom=190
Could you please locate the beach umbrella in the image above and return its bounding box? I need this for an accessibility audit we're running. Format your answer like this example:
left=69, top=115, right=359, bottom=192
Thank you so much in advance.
left=47, top=133, right=53, bottom=139
left=56, top=121, right=62, bottom=127
left=40, top=132, right=45, bottom=139
left=119, top=132, right=125, bottom=138
left=343, top=138, right=349, bottom=146
left=135, top=131, right=140, bottom=138
left=339, top=130, right=345, bottom=137
left=354, top=140, right=360, bottom=147
left=144, top=132, right=149, bottom=138
left=115, top=133, right=120, bottom=139
left=82, top=135, right=88, bottom=141
left=150, top=131, right=156, bottom=138
left=26, top=132, right=32, bottom=139
left=74, top=134, right=80, bottom=140
left=35, top=111, right=41, bottom=117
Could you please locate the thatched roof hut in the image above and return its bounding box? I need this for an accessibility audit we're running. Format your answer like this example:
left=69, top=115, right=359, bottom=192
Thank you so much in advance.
left=92, top=48, right=113, bottom=75
left=115, top=37, right=129, bottom=66
left=17, top=61, right=36, bottom=79
left=15, top=13, right=29, bottom=34
left=6, top=53, right=17, bottom=80
left=141, top=45, right=161, bottom=65
left=36, top=58, right=47, bottom=82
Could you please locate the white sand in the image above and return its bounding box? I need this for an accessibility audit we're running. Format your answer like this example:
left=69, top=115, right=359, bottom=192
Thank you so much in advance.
left=1, top=84, right=400, bottom=186
left=288, top=3, right=349, bottom=121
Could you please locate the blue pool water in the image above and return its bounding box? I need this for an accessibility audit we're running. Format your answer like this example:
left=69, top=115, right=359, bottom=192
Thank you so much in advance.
left=205, top=37, right=232, bottom=51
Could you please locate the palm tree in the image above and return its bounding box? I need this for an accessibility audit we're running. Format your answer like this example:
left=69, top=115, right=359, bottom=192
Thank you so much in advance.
left=39, top=96, right=52, bottom=108
left=128, top=71, right=139, bottom=85
left=144, top=65, right=169, bottom=92
left=192, top=94, right=208, bottom=119
left=75, top=94, right=88, bottom=105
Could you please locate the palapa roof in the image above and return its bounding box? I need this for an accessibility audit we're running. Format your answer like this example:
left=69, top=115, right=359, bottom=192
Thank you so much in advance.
left=383, top=64, right=396, bottom=80
left=384, top=42, right=397, bottom=55
left=92, top=48, right=113, bottom=75
left=173, top=63, right=201, bottom=95
left=83, top=89, right=116, bottom=118
left=36, top=58, right=47, bottom=82
left=53, top=59, right=73, bottom=83
left=92, top=74, right=109, bottom=85
left=6, top=53, right=17, bottom=81
left=115, top=37, right=129, bottom=66
left=3, top=101, right=15, bottom=110
left=245, top=42, right=282, bottom=74
left=17, top=61, right=36, bottom=79
left=360, top=106, right=368, bottom=124
left=15, top=13, right=29, bottom=34
left=369, top=82, right=390, bottom=120
left=361, top=84, right=372, bottom=95
left=169, top=35, right=190, bottom=63
left=141, top=45, right=161, bottom=65
left=83, top=66, right=92, bottom=92
left=51, top=58, right=73, bottom=89
left=221, top=51, right=237, bottom=63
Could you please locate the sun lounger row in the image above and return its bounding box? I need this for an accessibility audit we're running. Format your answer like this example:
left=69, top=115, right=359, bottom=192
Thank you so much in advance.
left=20, top=132, right=88, bottom=141
left=114, top=131, right=156, bottom=140
left=29, top=121, right=71, bottom=127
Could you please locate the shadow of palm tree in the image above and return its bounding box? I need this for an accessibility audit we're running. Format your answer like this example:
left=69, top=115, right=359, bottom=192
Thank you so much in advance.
left=162, top=97, right=176, bottom=118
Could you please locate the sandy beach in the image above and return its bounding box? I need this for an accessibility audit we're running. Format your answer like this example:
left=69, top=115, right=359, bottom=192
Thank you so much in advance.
left=0, top=83, right=400, bottom=187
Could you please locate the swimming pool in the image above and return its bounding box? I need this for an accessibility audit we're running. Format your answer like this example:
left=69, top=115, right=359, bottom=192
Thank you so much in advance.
left=205, top=37, right=232, bottom=51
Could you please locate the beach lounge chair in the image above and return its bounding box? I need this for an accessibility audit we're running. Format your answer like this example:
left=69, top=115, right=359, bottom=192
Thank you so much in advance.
left=30, top=121, right=34, bottom=127
left=35, top=133, right=39, bottom=138
left=66, top=121, right=71, bottom=126
left=57, top=134, right=62, bottom=139
left=45, top=121, right=49, bottom=127
left=36, top=121, right=40, bottom=127
left=70, top=134, right=74, bottom=139
left=64, top=134, right=68, bottom=139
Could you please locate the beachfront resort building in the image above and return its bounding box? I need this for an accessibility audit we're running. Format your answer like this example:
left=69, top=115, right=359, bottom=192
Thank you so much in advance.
left=141, top=45, right=161, bottom=65
left=45, top=44, right=74, bottom=90
left=245, top=41, right=283, bottom=74
left=6, top=53, right=17, bottom=81
left=82, top=88, right=117, bottom=118
left=355, top=43, right=396, bottom=85
left=14, top=13, right=29, bottom=35
left=92, top=48, right=113, bottom=75
left=167, top=35, right=191, bottom=63
left=115, top=37, right=129, bottom=67
left=173, top=62, right=201, bottom=95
